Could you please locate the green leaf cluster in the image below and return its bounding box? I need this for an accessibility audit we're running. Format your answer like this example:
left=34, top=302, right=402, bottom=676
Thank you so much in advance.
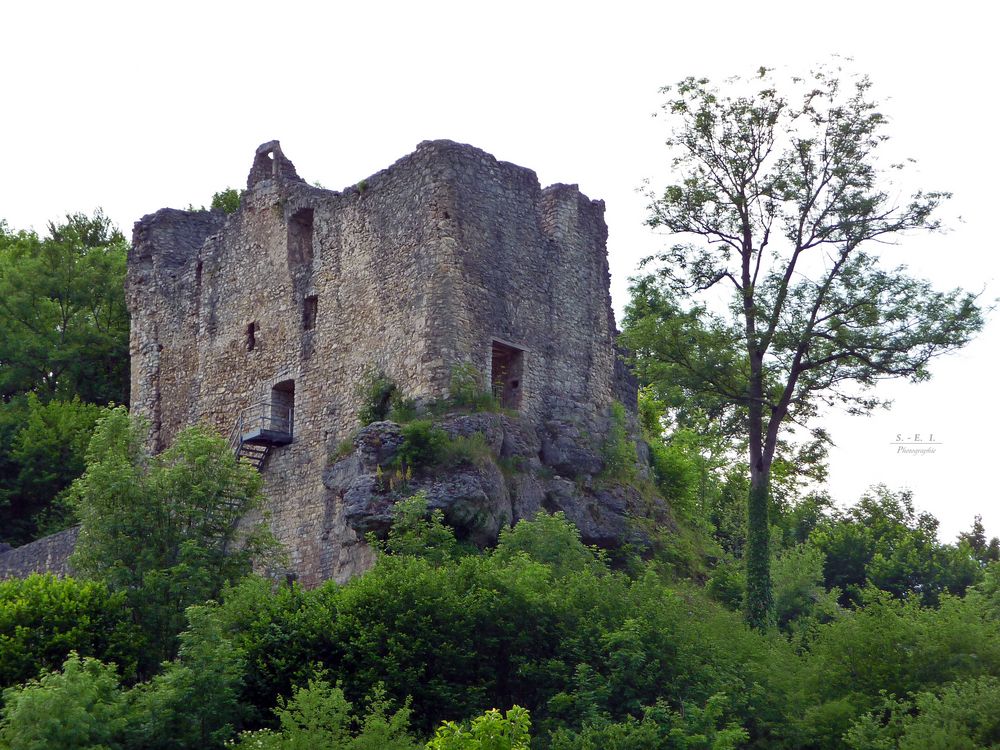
left=0, top=574, right=140, bottom=691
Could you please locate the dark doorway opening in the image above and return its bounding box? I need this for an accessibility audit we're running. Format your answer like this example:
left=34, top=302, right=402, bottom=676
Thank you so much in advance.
left=268, top=379, right=295, bottom=438
left=491, top=341, right=524, bottom=410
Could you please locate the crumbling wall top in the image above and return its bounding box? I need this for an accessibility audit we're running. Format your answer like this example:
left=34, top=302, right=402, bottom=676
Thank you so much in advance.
left=247, top=140, right=304, bottom=189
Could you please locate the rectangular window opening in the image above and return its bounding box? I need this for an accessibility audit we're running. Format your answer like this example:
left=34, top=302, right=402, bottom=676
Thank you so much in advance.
left=491, top=340, right=524, bottom=410
left=287, top=208, right=314, bottom=264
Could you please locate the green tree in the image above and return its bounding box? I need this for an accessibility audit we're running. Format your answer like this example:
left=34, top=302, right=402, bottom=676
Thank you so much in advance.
left=810, top=486, right=981, bottom=606
left=0, top=211, right=129, bottom=405
left=69, top=407, right=279, bottom=672
left=0, top=654, right=129, bottom=750
left=231, top=678, right=418, bottom=750
left=0, top=574, right=140, bottom=691
left=626, top=65, right=982, bottom=628
left=211, top=188, right=242, bottom=214
left=0, top=396, right=105, bottom=544
left=426, top=706, right=531, bottom=750
left=959, top=515, right=1000, bottom=566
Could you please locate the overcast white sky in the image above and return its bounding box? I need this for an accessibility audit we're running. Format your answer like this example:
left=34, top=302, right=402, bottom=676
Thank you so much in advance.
left=2, top=1, right=997, bottom=540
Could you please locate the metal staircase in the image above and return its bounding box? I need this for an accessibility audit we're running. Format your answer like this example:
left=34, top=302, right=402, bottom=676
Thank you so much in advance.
left=228, top=400, right=294, bottom=470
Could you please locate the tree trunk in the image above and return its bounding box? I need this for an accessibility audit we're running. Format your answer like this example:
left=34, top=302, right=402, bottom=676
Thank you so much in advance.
left=745, top=361, right=774, bottom=631
left=744, top=463, right=773, bottom=630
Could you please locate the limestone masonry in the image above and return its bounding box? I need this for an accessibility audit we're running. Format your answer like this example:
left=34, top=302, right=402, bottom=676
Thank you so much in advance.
left=124, top=140, right=644, bottom=586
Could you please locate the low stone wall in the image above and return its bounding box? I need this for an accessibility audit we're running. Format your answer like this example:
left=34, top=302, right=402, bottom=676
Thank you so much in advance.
left=0, top=526, right=79, bottom=579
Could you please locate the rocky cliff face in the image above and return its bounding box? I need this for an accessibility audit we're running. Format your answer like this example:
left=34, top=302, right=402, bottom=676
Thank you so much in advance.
left=324, top=410, right=665, bottom=553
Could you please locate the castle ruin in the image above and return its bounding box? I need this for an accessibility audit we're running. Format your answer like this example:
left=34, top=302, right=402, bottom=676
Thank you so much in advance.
left=125, top=140, right=644, bottom=586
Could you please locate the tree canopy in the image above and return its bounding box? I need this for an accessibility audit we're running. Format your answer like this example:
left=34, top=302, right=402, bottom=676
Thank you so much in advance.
left=0, top=211, right=129, bottom=405
left=622, top=65, right=983, bottom=629
left=70, top=408, right=279, bottom=672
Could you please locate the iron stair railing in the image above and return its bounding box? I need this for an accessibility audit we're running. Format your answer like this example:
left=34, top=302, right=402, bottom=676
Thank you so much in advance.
left=229, top=400, right=294, bottom=471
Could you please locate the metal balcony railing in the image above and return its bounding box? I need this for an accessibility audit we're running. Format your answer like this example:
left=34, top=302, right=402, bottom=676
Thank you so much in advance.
left=236, top=400, right=294, bottom=445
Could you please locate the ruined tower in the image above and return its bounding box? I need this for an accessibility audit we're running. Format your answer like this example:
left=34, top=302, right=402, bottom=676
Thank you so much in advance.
left=126, top=140, right=642, bottom=585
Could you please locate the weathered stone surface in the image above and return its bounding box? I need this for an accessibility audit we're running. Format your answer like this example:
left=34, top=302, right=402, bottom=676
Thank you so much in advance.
left=321, top=411, right=660, bottom=553
left=124, top=140, right=644, bottom=586
left=425, top=462, right=511, bottom=546
left=0, top=527, right=79, bottom=579
left=354, top=421, right=405, bottom=467
left=508, top=471, right=547, bottom=523
left=540, top=418, right=605, bottom=479
left=437, top=412, right=505, bottom=453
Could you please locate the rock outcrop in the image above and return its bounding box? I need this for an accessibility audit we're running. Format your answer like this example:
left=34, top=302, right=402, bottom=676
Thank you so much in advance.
left=324, top=412, right=663, bottom=551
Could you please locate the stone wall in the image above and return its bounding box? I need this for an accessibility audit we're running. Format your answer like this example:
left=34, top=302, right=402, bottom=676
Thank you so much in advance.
left=127, top=140, right=637, bottom=586
left=0, top=527, right=79, bottom=579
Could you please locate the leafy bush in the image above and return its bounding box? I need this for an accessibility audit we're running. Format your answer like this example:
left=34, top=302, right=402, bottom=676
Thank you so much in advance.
left=357, top=371, right=398, bottom=425
left=438, top=432, right=492, bottom=469
left=127, top=605, right=246, bottom=749
left=846, top=677, right=1000, bottom=749
left=706, top=557, right=745, bottom=612
left=548, top=694, right=747, bottom=750
left=0, top=654, right=129, bottom=750
left=177, top=512, right=793, bottom=742
left=0, top=574, right=140, bottom=691
left=232, top=678, right=419, bottom=750
left=600, top=402, right=637, bottom=483
left=447, top=363, right=498, bottom=413
left=375, top=494, right=462, bottom=565
left=427, top=706, right=531, bottom=750
left=794, top=591, right=1000, bottom=746
left=395, top=420, right=450, bottom=472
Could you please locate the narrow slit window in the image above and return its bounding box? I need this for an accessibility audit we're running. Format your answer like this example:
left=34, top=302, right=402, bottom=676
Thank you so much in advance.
left=246, top=322, right=258, bottom=351
left=303, top=295, right=318, bottom=331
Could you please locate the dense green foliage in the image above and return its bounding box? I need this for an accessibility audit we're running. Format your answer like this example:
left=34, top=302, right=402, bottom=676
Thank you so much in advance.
left=0, top=574, right=140, bottom=690
left=70, top=408, right=279, bottom=673
left=1, top=497, right=998, bottom=748
left=0, top=396, right=106, bottom=543
left=0, top=212, right=128, bottom=545
left=211, top=188, right=242, bottom=214
left=232, top=678, right=420, bottom=749
left=0, top=212, right=129, bottom=404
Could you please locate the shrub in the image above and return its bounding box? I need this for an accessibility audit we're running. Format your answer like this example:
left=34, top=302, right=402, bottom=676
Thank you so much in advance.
left=600, top=402, right=637, bottom=483
left=0, top=654, right=129, bottom=750
left=231, top=678, right=418, bottom=750
left=395, top=420, right=450, bottom=472
left=427, top=706, right=531, bottom=750
left=357, top=371, right=397, bottom=425
left=0, top=574, right=141, bottom=690
left=447, top=363, right=498, bottom=412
